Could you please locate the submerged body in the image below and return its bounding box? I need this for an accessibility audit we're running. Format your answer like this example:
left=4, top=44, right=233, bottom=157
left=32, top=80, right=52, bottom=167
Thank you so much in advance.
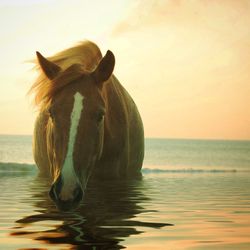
left=31, top=41, right=144, bottom=210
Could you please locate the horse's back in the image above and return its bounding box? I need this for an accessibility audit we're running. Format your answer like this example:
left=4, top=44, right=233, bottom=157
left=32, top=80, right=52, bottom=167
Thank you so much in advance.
left=97, top=75, right=144, bottom=178
left=115, top=76, right=144, bottom=173
left=127, top=96, right=144, bottom=175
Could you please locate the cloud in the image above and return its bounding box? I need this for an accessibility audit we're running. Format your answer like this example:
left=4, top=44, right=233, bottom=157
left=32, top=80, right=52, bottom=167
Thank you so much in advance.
left=112, top=0, right=250, bottom=38
left=109, top=0, right=250, bottom=139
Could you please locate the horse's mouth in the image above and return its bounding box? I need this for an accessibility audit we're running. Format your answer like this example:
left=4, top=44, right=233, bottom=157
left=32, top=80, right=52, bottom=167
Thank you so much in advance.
left=49, top=186, right=83, bottom=212
left=55, top=200, right=81, bottom=212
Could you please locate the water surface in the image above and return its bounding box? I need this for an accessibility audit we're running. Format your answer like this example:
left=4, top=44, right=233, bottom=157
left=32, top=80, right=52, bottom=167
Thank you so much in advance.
left=0, top=136, right=250, bottom=249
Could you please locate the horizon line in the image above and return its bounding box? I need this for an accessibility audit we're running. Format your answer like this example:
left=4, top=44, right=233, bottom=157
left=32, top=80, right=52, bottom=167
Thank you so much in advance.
left=0, top=134, right=249, bottom=142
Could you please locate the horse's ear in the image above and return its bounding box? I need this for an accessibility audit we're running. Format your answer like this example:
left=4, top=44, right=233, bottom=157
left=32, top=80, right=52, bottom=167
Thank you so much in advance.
left=92, top=50, right=115, bottom=87
left=36, top=51, right=61, bottom=80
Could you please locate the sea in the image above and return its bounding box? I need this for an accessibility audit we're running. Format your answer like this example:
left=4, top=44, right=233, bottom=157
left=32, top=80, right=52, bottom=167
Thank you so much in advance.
left=0, top=135, right=250, bottom=250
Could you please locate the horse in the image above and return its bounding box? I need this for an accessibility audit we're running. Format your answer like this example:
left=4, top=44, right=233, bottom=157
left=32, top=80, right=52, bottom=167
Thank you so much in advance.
left=30, top=41, right=144, bottom=211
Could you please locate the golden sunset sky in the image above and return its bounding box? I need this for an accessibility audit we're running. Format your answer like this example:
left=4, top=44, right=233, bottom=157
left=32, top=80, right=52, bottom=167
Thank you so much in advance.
left=0, top=0, right=249, bottom=139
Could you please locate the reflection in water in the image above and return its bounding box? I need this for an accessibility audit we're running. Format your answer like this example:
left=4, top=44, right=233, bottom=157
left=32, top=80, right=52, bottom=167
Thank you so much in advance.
left=10, top=175, right=172, bottom=249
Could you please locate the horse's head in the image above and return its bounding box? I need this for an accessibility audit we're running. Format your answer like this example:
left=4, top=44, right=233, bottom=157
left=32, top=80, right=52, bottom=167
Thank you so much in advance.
left=36, top=50, right=115, bottom=211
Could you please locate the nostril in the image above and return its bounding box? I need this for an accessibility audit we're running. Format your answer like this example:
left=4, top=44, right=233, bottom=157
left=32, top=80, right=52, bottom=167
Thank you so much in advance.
left=49, top=184, right=56, bottom=201
left=49, top=176, right=63, bottom=202
left=74, top=186, right=83, bottom=203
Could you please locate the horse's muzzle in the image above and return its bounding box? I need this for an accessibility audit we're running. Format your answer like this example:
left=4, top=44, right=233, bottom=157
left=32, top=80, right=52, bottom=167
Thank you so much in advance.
left=49, top=176, right=83, bottom=211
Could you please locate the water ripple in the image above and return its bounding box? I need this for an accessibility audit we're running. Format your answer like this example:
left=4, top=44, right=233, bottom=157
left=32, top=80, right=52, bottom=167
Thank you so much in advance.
left=0, top=172, right=250, bottom=249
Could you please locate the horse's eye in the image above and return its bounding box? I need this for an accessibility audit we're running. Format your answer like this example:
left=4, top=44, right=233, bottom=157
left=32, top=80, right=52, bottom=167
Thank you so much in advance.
left=48, top=107, right=54, bottom=119
left=97, top=112, right=104, bottom=123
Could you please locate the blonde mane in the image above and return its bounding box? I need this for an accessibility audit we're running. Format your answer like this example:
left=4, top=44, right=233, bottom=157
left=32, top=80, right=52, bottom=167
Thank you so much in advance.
left=29, top=40, right=102, bottom=109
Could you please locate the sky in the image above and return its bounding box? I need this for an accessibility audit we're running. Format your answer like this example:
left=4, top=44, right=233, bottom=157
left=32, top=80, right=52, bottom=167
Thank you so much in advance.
left=0, top=0, right=249, bottom=140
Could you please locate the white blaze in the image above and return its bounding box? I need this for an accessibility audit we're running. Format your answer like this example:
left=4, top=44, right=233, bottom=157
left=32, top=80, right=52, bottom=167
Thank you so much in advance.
left=60, top=92, right=84, bottom=200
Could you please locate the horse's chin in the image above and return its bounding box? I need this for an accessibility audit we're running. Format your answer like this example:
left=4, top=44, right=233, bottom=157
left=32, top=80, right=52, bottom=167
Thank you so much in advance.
left=53, top=194, right=83, bottom=211
left=55, top=201, right=81, bottom=212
